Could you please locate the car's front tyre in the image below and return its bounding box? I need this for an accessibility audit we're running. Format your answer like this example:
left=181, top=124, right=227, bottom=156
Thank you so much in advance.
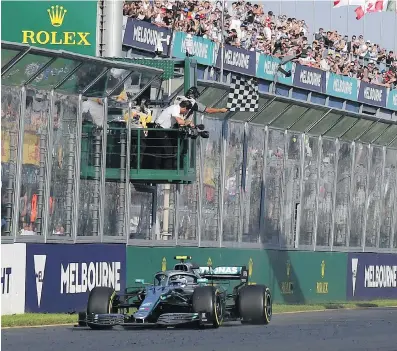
left=86, top=287, right=117, bottom=330
left=192, top=286, right=223, bottom=328
left=238, top=285, right=272, bottom=325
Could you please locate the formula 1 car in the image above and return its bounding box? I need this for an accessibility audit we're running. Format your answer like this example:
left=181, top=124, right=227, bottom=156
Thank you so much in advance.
left=77, top=256, right=272, bottom=329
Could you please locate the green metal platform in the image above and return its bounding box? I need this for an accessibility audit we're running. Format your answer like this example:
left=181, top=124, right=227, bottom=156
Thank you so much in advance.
left=80, top=122, right=196, bottom=184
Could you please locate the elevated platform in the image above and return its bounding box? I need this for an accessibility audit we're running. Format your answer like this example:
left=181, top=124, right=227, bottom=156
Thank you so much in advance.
left=80, top=122, right=196, bottom=184
left=1, top=41, right=199, bottom=185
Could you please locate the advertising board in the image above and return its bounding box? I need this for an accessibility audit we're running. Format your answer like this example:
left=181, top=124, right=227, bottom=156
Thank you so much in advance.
left=172, top=31, right=215, bottom=66
left=256, top=54, right=293, bottom=86
left=326, top=72, right=358, bottom=101
left=216, top=44, right=256, bottom=76
left=25, top=244, right=126, bottom=313
left=127, top=247, right=348, bottom=304
left=387, top=89, right=397, bottom=111
left=122, top=18, right=171, bottom=56
left=358, top=81, right=388, bottom=108
left=1, top=244, right=27, bottom=315
left=293, top=64, right=327, bottom=93
left=1, top=1, right=98, bottom=56
left=346, top=252, right=397, bottom=300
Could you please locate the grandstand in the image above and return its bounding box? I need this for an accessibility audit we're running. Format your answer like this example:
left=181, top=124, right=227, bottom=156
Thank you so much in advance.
left=122, top=0, right=396, bottom=88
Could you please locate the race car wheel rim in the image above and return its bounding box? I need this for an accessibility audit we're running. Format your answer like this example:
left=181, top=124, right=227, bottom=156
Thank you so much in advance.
left=216, top=299, right=221, bottom=317
left=215, top=294, right=223, bottom=324
left=265, top=292, right=272, bottom=319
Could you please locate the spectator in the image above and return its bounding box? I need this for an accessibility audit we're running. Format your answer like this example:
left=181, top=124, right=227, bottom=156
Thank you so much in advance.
left=123, top=0, right=397, bottom=89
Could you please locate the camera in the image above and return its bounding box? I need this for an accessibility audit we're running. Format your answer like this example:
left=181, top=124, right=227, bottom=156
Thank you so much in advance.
left=178, top=124, right=210, bottom=139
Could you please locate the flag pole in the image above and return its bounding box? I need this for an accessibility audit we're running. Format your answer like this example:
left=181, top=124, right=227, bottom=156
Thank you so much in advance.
left=380, top=11, right=383, bottom=47
left=393, top=9, right=397, bottom=52
left=279, top=0, right=282, bottom=17
left=220, top=0, right=226, bottom=83
left=347, top=3, right=349, bottom=38
left=362, top=0, right=365, bottom=38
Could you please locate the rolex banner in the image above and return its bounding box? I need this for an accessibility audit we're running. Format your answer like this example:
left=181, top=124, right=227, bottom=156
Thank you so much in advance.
left=1, top=1, right=98, bottom=56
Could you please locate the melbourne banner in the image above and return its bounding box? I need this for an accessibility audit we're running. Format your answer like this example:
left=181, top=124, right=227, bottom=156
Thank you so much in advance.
left=346, top=252, right=397, bottom=300
left=358, top=81, right=387, bottom=108
left=216, top=44, right=256, bottom=76
left=293, top=64, right=326, bottom=93
left=1, top=244, right=27, bottom=315
left=327, top=72, right=358, bottom=101
left=25, top=243, right=126, bottom=313
left=1, top=1, right=97, bottom=56
left=387, top=89, right=397, bottom=111
left=123, top=18, right=171, bottom=56
left=172, top=32, right=214, bottom=66
left=256, top=54, right=293, bottom=86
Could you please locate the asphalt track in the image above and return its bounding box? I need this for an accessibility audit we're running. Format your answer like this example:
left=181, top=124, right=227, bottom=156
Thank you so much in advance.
left=3, top=308, right=397, bottom=351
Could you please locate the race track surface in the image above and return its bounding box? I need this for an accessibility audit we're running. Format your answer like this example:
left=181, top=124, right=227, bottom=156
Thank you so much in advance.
left=3, top=308, right=397, bottom=351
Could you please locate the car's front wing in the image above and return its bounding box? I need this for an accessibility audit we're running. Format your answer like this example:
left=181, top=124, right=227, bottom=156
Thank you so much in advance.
left=78, top=312, right=201, bottom=328
left=156, top=313, right=199, bottom=325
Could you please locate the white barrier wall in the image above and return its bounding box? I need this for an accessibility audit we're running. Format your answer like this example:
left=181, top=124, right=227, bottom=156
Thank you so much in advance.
left=1, top=244, right=26, bottom=315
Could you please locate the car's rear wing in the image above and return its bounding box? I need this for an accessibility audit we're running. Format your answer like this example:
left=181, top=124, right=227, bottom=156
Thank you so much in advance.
left=198, top=266, right=248, bottom=283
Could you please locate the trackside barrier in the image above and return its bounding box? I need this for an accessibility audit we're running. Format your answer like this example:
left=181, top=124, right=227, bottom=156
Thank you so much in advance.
left=2, top=244, right=397, bottom=314
left=24, top=244, right=126, bottom=313
left=1, top=244, right=27, bottom=315
left=126, top=246, right=348, bottom=304
left=346, top=253, right=397, bottom=300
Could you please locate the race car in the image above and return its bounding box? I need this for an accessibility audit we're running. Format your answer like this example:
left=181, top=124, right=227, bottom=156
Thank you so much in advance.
left=77, top=256, right=272, bottom=329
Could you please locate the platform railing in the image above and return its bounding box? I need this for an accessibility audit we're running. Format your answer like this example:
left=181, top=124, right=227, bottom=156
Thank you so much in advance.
left=80, top=122, right=196, bottom=184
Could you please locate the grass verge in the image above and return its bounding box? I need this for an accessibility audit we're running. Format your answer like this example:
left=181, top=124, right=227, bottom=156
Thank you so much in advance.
left=3, top=300, right=397, bottom=328
left=272, top=299, right=397, bottom=313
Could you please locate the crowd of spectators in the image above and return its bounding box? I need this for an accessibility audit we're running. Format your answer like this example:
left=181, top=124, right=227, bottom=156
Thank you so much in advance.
left=123, top=0, right=397, bottom=89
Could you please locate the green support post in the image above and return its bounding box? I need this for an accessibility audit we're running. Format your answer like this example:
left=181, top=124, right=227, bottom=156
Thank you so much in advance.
left=183, top=57, right=198, bottom=171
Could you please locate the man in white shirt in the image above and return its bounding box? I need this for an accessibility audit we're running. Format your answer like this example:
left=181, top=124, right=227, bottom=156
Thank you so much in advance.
left=153, top=100, right=192, bottom=129
left=152, top=100, right=192, bottom=169
left=174, top=87, right=228, bottom=122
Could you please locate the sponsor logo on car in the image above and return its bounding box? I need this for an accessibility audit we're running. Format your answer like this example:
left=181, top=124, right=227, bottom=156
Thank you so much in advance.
left=199, top=266, right=241, bottom=275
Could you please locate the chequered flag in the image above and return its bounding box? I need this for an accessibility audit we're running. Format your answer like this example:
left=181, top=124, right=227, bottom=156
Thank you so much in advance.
left=226, top=75, right=259, bottom=112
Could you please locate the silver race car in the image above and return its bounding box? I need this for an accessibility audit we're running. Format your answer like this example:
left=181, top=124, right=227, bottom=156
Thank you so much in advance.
left=78, top=256, right=272, bottom=329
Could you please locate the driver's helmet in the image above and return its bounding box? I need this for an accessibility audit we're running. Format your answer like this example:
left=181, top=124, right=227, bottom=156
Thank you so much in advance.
left=185, top=87, right=200, bottom=99
left=170, top=275, right=187, bottom=287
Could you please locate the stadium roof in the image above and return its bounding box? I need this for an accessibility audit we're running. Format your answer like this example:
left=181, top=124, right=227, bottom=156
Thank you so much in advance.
left=192, top=81, right=397, bottom=148
left=1, top=41, right=164, bottom=100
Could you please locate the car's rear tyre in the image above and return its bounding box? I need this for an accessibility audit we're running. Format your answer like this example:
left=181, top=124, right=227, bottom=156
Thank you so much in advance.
left=238, top=285, right=272, bottom=325
left=86, top=287, right=116, bottom=330
left=192, top=286, right=223, bottom=328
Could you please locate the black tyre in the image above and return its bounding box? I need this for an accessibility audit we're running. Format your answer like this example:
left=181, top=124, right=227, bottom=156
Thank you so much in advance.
left=192, top=286, right=223, bottom=328
left=78, top=311, right=87, bottom=326
left=238, top=285, right=272, bottom=325
left=86, top=287, right=116, bottom=330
